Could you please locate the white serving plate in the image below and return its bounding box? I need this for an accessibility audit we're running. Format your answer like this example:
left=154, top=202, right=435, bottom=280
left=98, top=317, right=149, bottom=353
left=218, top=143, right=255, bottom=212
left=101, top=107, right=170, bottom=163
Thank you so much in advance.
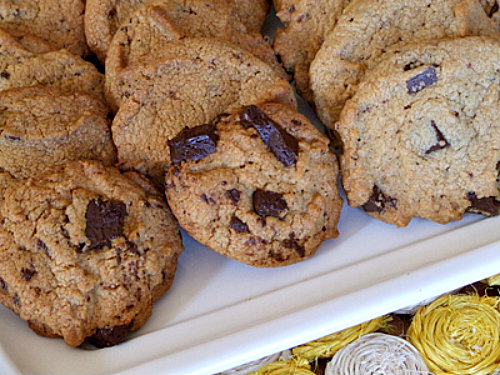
left=1, top=9, right=499, bottom=375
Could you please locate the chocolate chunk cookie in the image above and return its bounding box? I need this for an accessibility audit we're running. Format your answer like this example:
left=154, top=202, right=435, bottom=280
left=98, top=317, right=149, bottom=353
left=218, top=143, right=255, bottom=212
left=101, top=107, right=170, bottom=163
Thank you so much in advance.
left=112, top=37, right=296, bottom=182
left=310, top=0, right=500, bottom=129
left=165, top=102, right=342, bottom=267
left=0, top=160, right=183, bottom=346
left=0, top=86, right=116, bottom=181
left=0, top=29, right=104, bottom=100
left=0, top=0, right=89, bottom=56
left=105, top=0, right=285, bottom=112
left=337, top=36, right=500, bottom=226
left=273, top=0, right=351, bottom=102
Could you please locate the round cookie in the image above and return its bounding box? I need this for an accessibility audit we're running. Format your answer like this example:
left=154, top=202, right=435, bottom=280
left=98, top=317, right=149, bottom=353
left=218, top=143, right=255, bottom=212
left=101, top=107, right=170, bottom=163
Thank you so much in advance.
left=273, top=0, right=351, bottom=102
left=0, top=160, right=183, bottom=347
left=165, top=102, right=342, bottom=267
left=85, top=0, right=269, bottom=63
left=310, top=0, right=500, bottom=129
left=0, top=86, right=116, bottom=180
left=0, top=29, right=104, bottom=100
left=336, top=36, right=500, bottom=226
left=112, top=37, right=296, bottom=182
left=105, top=0, right=285, bottom=112
left=0, top=0, right=89, bottom=56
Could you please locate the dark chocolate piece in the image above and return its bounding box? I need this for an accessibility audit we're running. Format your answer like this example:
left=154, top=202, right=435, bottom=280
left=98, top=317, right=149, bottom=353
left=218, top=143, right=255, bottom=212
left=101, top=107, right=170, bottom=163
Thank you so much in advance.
left=425, top=121, right=450, bottom=154
left=253, top=189, right=288, bottom=218
left=407, top=66, right=438, bottom=94
left=85, top=199, right=127, bottom=251
left=169, top=123, right=218, bottom=165
left=226, top=189, right=240, bottom=204
left=87, top=325, right=129, bottom=348
left=283, top=238, right=305, bottom=257
left=466, top=192, right=500, bottom=216
left=362, top=185, right=397, bottom=213
left=240, top=105, right=298, bottom=167
left=325, top=127, right=344, bottom=155
left=230, top=216, right=249, bottom=233
left=489, top=2, right=499, bottom=17
left=21, top=267, right=37, bottom=282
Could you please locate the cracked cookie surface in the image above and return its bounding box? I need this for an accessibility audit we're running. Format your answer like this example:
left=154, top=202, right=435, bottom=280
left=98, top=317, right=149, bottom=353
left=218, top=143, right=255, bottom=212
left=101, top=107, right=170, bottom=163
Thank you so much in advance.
left=0, top=160, right=183, bottom=347
left=337, top=36, right=500, bottom=226
left=165, top=102, right=342, bottom=267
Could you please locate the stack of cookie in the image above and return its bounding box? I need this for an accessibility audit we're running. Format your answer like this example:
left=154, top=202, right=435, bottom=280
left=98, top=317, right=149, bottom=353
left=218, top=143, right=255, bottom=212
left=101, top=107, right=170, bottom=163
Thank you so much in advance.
left=276, top=0, right=500, bottom=226
left=0, top=0, right=344, bottom=348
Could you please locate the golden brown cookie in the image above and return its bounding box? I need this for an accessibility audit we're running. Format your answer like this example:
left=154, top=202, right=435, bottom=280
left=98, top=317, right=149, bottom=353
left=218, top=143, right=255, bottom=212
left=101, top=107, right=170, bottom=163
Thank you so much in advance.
left=105, top=0, right=285, bottom=112
left=0, top=160, right=183, bottom=347
left=310, top=0, right=500, bottom=129
left=165, top=103, right=342, bottom=267
left=111, top=37, right=296, bottom=182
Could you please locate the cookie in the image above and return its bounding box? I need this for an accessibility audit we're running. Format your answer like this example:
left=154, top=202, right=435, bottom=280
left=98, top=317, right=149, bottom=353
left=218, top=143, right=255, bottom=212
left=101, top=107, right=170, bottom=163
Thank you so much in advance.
left=165, top=102, right=342, bottom=267
left=0, top=160, right=183, bottom=347
left=85, top=0, right=269, bottom=63
left=0, top=86, right=116, bottom=181
left=112, top=37, right=296, bottom=182
left=0, top=29, right=104, bottom=100
left=336, top=36, right=500, bottom=226
left=105, top=0, right=285, bottom=112
left=0, top=0, right=89, bottom=56
left=310, top=0, right=500, bottom=129
left=273, top=0, right=351, bottom=102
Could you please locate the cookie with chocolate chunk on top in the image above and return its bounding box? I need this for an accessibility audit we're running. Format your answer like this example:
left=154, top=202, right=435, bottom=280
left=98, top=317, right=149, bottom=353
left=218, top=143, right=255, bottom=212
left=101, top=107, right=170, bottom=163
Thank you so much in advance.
left=337, top=36, right=500, bottom=226
left=165, top=102, right=342, bottom=267
left=0, top=160, right=183, bottom=347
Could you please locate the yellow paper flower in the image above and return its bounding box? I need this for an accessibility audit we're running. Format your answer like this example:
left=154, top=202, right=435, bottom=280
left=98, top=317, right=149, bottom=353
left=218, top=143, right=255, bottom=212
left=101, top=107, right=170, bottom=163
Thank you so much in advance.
left=249, top=357, right=315, bottom=375
left=408, top=294, right=500, bottom=375
left=291, top=316, right=392, bottom=360
left=486, top=274, right=500, bottom=286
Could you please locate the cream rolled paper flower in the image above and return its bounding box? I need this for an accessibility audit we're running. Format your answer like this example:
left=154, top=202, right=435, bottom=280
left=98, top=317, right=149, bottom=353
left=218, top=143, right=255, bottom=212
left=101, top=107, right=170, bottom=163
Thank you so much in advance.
left=408, top=294, right=500, bottom=375
left=324, top=333, right=430, bottom=375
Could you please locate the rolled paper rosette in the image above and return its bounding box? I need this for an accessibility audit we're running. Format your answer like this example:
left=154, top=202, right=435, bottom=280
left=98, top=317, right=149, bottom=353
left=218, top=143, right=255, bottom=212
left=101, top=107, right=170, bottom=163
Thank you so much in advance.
left=324, top=333, right=430, bottom=375
left=249, top=357, right=315, bottom=375
left=218, top=350, right=291, bottom=375
left=408, top=294, right=500, bottom=375
left=292, top=316, right=392, bottom=360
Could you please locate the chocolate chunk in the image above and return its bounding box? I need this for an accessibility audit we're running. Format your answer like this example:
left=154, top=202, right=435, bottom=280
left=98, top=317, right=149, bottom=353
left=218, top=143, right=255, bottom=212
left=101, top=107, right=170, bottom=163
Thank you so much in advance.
left=407, top=66, right=438, bottom=94
left=268, top=250, right=286, bottom=262
left=466, top=192, right=500, bottom=216
left=21, top=266, right=37, bottom=282
left=362, top=185, right=397, bottom=213
left=283, top=238, right=305, bottom=257
left=240, top=105, right=299, bottom=167
left=0, top=277, right=6, bottom=291
left=489, top=2, right=499, bottom=17
left=253, top=189, right=288, bottom=218
left=87, top=325, right=129, bottom=348
left=230, top=216, right=249, bottom=233
left=425, top=121, right=450, bottom=154
left=325, top=127, right=344, bottom=155
left=226, top=189, right=240, bottom=204
left=85, top=199, right=127, bottom=251
left=0, top=71, right=10, bottom=79
left=169, top=123, right=218, bottom=165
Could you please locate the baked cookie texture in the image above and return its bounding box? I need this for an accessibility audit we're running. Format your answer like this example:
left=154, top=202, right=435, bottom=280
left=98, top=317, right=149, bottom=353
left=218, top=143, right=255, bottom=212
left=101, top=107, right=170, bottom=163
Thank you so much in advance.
left=310, top=0, right=500, bottom=129
left=0, top=29, right=104, bottom=100
left=0, top=160, right=183, bottom=347
left=0, top=86, right=116, bottom=180
left=165, top=102, right=342, bottom=267
left=105, top=0, right=285, bottom=112
left=85, top=0, right=269, bottom=63
left=273, top=0, right=351, bottom=102
left=112, top=37, right=296, bottom=182
left=337, top=36, right=500, bottom=226
left=0, top=0, right=89, bottom=56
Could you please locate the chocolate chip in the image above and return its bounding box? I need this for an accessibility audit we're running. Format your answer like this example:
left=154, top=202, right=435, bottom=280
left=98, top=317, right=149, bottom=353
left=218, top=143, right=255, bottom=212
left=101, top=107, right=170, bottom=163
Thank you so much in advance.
left=201, top=194, right=208, bottom=203
left=0, top=277, right=7, bottom=291
left=253, top=189, right=288, bottom=218
left=362, top=185, right=397, bottom=213
left=407, top=66, right=438, bottom=94
left=283, top=238, right=305, bottom=257
left=169, top=124, right=218, bottom=165
left=489, top=2, right=499, bottom=17
left=21, top=266, right=37, bottom=281
left=0, top=72, right=10, bottom=79
left=230, top=216, right=249, bottom=233
left=425, top=121, right=450, bottom=154
left=87, top=325, right=129, bottom=348
left=85, top=199, right=127, bottom=251
left=466, top=192, right=500, bottom=216
left=240, top=106, right=299, bottom=167
left=325, top=127, right=344, bottom=155
left=226, top=189, right=240, bottom=204
left=268, top=250, right=286, bottom=262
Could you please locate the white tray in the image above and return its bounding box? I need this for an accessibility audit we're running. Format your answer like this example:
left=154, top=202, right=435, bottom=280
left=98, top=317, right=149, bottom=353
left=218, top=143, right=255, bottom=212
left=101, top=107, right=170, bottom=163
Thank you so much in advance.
left=1, top=10, right=500, bottom=375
